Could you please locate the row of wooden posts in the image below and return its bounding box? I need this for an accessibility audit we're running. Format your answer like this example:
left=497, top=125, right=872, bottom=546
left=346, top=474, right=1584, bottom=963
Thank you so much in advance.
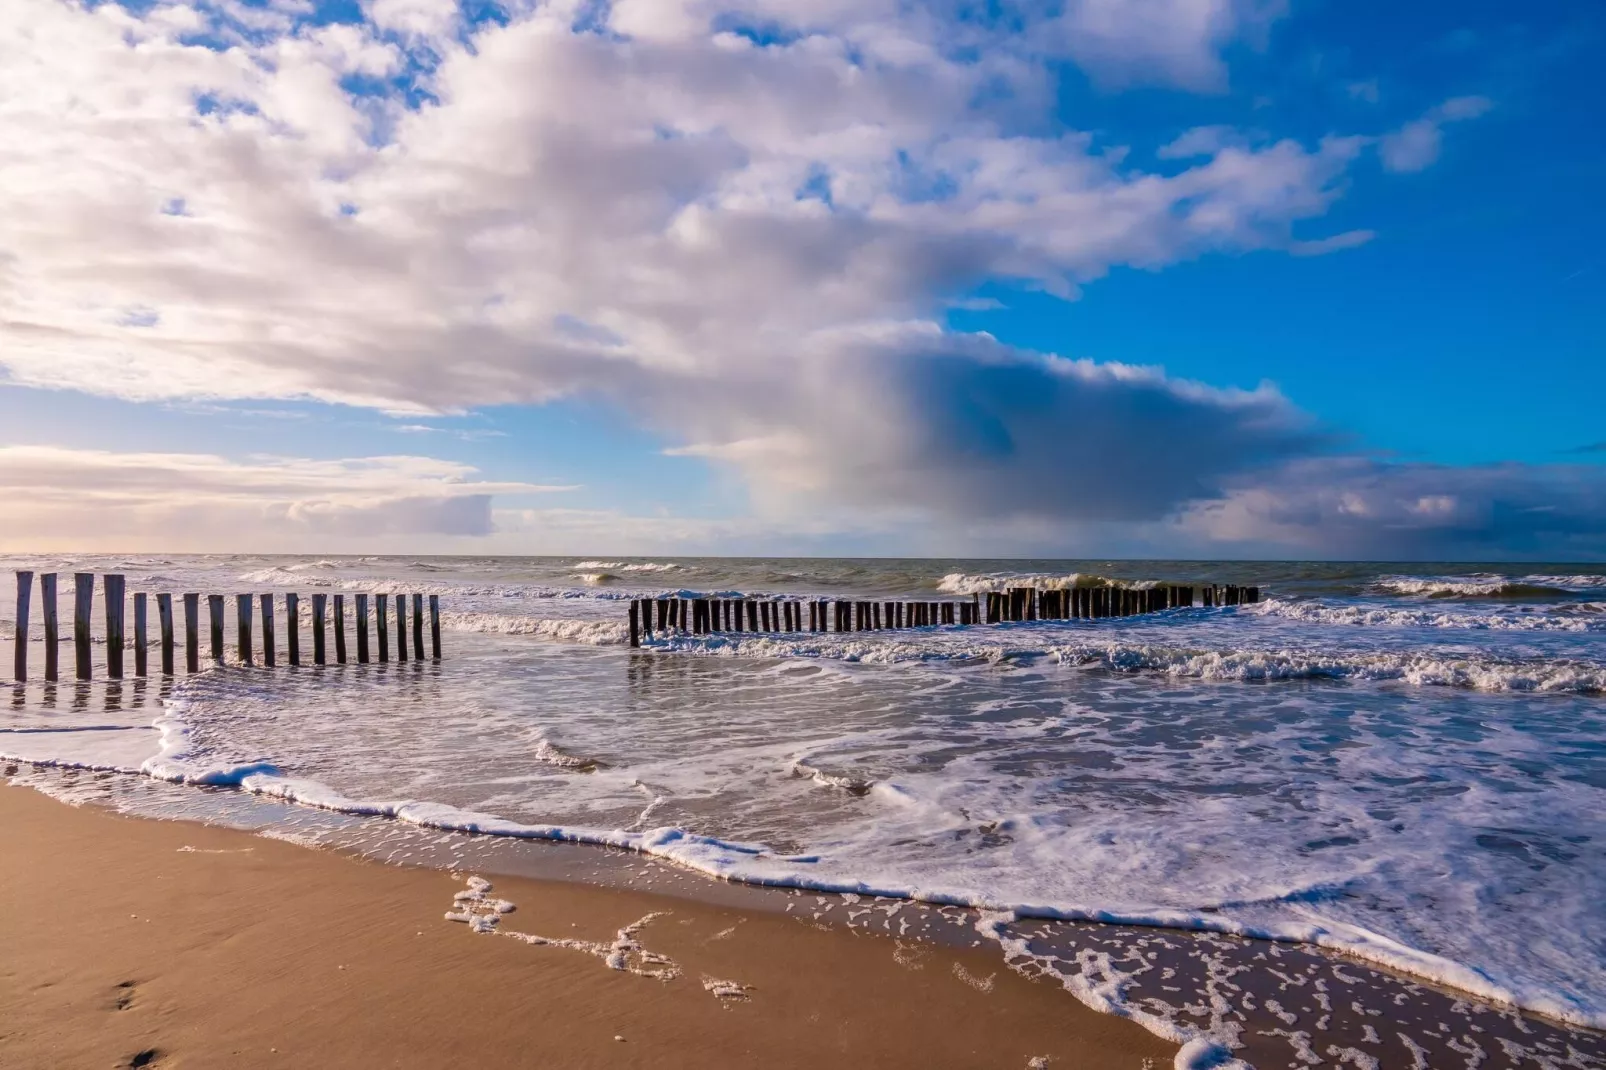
left=627, top=583, right=1261, bottom=647
left=9, top=572, right=443, bottom=682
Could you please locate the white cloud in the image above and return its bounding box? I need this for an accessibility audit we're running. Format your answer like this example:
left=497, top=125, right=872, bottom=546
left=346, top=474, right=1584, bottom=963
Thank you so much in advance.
left=0, top=446, right=566, bottom=550
left=1379, top=95, right=1493, bottom=173
left=1048, top=0, right=1287, bottom=91
left=0, top=1, right=1555, bottom=556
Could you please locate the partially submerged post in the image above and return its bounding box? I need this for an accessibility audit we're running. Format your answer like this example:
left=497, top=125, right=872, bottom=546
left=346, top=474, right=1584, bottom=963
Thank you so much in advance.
left=157, top=593, right=174, bottom=676
left=13, top=571, right=31, bottom=681
left=183, top=593, right=199, bottom=673
left=74, top=573, right=94, bottom=680
left=207, top=595, right=224, bottom=663
left=412, top=594, right=424, bottom=660
left=629, top=599, right=641, bottom=648
left=41, top=574, right=58, bottom=682
left=312, top=593, right=327, bottom=666
left=133, top=592, right=148, bottom=677
left=286, top=592, right=301, bottom=667
left=261, top=594, right=276, bottom=669
left=376, top=594, right=389, bottom=664
left=334, top=594, right=347, bottom=664
left=105, top=574, right=125, bottom=679
left=394, top=595, right=407, bottom=663
left=355, top=594, right=370, bottom=664
left=236, top=594, right=253, bottom=667
left=429, top=595, right=441, bottom=660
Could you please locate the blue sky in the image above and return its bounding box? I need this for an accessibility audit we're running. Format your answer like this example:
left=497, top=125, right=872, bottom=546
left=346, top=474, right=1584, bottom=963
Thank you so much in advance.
left=0, top=0, right=1601, bottom=556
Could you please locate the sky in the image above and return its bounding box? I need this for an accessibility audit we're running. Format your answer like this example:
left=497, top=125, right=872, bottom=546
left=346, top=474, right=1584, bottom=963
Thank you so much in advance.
left=0, top=0, right=1602, bottom=558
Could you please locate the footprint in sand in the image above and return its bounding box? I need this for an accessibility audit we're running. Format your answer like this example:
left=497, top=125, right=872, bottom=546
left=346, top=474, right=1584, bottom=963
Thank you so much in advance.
left=113, top=980, right=138, bottom=1011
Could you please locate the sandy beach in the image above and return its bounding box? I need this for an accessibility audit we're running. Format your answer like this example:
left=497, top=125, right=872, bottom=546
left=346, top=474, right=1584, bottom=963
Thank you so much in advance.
left=0, top=782, right=1174, bottom=1069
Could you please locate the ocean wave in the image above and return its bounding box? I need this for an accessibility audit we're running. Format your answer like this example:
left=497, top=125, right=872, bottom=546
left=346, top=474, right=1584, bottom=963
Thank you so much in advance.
left=791, top=759, right=874, bottom=796
left=575, top=560, right=681, bottom=573
left=1249, top=597, right=1606, bottom=632
left=938, top=572, right=1112, bottom=594
left=645, top=632, right=1606, bottom=693
left=438, top=612, right=627, bottom=645
left=1053, top=642, right=1606, bottom=693
left=1373, top=574, right=1604, bottom=599
left=532, top=737, right=607, bottom=772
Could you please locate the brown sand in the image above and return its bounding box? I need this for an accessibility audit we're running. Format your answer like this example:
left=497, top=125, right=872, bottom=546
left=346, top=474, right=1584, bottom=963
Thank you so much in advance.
left=0, top=784, right=1174, bottom=1069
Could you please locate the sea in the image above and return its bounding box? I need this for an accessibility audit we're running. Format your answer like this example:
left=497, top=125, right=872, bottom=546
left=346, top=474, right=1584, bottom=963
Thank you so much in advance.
left=3, top=555, right=1603, bottom=1067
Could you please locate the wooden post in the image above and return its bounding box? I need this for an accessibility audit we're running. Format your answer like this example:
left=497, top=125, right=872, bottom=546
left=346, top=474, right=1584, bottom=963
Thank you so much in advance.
left=236, top=594, right=253, bottom=666
left=13, top=571, right=31, bottom=681
left=261, top=595, right=276, bottom=668
left=335, top=594, right=348, bottom=664
left=630, top=600, right=641, bottom=648
left=312, top=594, right=327, bottom=665
left=104, top=574, right=125, bottom=679
left=183, top=593, right=199, bottom=673
left=430, top=595, right=441, bottom=659
left=133, top=592, right=148, bottom=677
left=74, top=573, right=94, bottom=680
left=411, top=594, right=423, bottom=659
left=356, top=594, right=370, bottom=663
left=207, top=595, right=224, bottom=663
left=157, top=594, right=174, bottom=676
left=287, top=592, right=302, bottom=667
left=394, top=595, right=407, bottom=662
left=41, top=573, right=58, bottom=682
left=375, top=594, right=387, bottom=663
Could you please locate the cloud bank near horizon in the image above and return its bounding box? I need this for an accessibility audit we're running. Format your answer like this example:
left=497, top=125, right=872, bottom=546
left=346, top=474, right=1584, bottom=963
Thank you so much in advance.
left=1, top=0, right=1599, bottom=557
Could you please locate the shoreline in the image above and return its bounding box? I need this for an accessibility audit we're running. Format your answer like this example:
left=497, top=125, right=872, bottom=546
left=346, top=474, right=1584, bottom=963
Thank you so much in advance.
left=7, top=764, right=1606, bottom=1069
left=0, top=780, right=1174, bottom=1069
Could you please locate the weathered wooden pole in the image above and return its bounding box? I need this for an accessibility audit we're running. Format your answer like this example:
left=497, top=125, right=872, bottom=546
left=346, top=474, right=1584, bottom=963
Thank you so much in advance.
left=312, top=593, right=328, bottom=666
left=104, top=574, right=126, bottom=679
left=261, top=595, right=276, bottom=669
left=183, top=593, right=199, bottom=673
left=13, top=570, right=31, bottom=681
left=429, top=595, right=441, bottom=659
left=356, top=594, right=370, bottom=663
left=286, top=592, right=302, bottom=667
left=629, top=600, right=641, bottom=648
left=411, top=594, right=423, bottom=660
left=207, top=595, right=224, bottom=663
left=287, top=588, right=301, bottom=661
left=157, top=593, right=174, bottom=676
left=334, top=594, right=348, bottom=664
left=74, top=573, right=94, bottom=680
left=133, top=592, right=148, bottom=677
left=41, top=573, right=58, bottom=682
left=375, top=593, right=388, bottom=663
left=236, top=594, right=253, bottom=667
left=394, top=595, right=407, bottom=662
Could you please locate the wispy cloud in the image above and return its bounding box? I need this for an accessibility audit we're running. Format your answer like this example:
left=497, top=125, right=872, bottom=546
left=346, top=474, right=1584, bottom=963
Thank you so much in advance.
left=0, top=446, right=569, bottom=550
left=1380, top=96, right=1494, bottom=173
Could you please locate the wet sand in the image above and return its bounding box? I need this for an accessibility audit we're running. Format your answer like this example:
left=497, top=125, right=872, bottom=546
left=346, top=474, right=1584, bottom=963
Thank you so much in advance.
left=0, top=782, right=1174, bottom=1069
